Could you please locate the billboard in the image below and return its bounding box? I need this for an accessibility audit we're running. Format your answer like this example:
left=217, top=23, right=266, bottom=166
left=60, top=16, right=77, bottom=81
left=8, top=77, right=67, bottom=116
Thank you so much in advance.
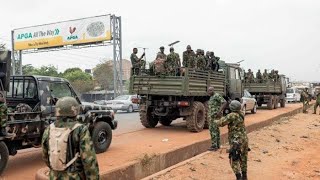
left=13, top=15, right=111, bottom=50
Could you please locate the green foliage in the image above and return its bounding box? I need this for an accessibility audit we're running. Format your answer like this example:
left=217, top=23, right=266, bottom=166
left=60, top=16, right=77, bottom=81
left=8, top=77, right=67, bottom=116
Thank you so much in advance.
left=31, top=65, right=60, bottom=77
left=22, top=64, right=36, bottom=75
left=93, top=61, right=114, bottom=90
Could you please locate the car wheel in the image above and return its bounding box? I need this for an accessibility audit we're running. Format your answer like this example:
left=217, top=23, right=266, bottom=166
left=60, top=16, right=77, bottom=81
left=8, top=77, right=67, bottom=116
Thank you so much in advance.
left=242, top=105, right=246, bottom=116
left=127, top=105, right=133, bottom=113
left=92, top=121, right=112, bottom=153
left=251, top=104, right=257, bottom=114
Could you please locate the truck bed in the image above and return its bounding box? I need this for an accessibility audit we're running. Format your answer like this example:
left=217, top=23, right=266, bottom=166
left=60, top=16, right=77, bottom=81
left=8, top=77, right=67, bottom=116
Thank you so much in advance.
left=244, top=82, right=283, bottom=94
left=130, top=69, right=226, bottom=96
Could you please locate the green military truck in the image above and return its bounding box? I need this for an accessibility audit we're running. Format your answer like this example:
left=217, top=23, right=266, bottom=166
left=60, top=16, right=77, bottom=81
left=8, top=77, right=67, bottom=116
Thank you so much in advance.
left=129, top=62, right=243, bottom=132
left=244, top=75, right=287, bottom=110
left=0, top=50, right=117, bottom=175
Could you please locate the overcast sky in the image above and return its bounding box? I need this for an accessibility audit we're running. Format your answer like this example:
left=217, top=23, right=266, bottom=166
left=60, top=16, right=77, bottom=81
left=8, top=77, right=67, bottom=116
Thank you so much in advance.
left=0, top=0, right=319, bottom=81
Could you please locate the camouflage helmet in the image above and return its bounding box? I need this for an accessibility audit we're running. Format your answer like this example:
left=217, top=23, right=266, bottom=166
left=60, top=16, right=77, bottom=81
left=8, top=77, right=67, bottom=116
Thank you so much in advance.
left=55, top=97, right=80, bottom=117
left=187, top=45, right=191, bottom=49
left=229, top=100, right=241, bottom=112
left=160, top=46, right=165, bottom=49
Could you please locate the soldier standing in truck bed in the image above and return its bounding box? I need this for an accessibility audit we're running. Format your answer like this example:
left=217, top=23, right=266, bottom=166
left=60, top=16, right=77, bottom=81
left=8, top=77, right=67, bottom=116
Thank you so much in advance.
left=247, top=69, right=254, bottom=83
left=130, top=48, right=145, bottom=75
left=196, top=49, right=206, bottom=70
left=262, top=69, right=268, bottom=82
left=256, top=70, right=262, bottom=83
left=166, top=47, right=181, bottom=76
left=183, top=45, right=196, bottom=68
left=156, top=46, right=167, bottom=60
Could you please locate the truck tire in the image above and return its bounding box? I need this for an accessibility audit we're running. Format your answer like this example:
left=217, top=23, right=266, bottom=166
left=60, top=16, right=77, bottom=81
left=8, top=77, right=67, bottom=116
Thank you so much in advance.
left=92, top=121, right=112, bottom=154
left=140, top=107, right=158, bottom=128
left=159, top=119, right=172, bottom=126
left=267, top=96, right=274, bottom=110
left=204, top=101, right=209, bottom=129
left=186, top=101, right=205, bottom=132
left=274, top=97, right=279, bottom=109
left=280, top=99, right=286, bottom=108
left=0, top=141, right=9, bottom=175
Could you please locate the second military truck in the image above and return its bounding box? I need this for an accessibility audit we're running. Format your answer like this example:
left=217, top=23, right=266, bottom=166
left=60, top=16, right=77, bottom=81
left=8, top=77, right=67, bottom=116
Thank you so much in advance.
left=129, top=61, right=243, bottom=132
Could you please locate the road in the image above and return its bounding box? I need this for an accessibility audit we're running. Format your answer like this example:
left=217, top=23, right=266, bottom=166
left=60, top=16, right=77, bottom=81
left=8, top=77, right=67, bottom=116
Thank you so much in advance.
left=0, top=103, right=303, bottom=179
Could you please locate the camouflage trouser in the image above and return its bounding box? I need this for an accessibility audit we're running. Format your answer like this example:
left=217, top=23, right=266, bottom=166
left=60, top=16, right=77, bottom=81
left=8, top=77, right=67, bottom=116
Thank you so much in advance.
left=209, top=117, right=220, bottom=148
left=132, top=67, right=140, bottom=75
left=0, top=103, right=7, bottom=128
left=230, top=141, right=248, bottom=174
left=314, top=102, right=320, bottom=114
left=303, top=100, right=308, bottom=113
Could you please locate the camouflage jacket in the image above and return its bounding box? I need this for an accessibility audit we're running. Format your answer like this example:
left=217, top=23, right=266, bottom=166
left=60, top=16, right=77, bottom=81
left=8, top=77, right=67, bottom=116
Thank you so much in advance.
left=156, top=52, right=167, bottom=60
left=42, top=118, right=99, bottom=180
left=0, top=102, right=7, bottom=128
left=130, top=53, right=140, bottom=68
left=215, top=111, right=248, bottom=145
left=208, top=93, right=226, bottom=119
left=316, top=93, right=320, bottom=103
left=196, top=55, right=206, bottom=70
left=256, top=72, right=262, bottom=79
left=300, top=90, right=309, bottom=102
left=182, top=51, right=195, bottom=68
left=166, top=52, right=181, bottom=71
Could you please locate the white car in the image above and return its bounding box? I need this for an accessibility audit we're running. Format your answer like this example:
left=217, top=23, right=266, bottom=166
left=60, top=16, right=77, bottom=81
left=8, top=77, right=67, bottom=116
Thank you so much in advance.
left=286, top=87, right=301, bottom=103
left=105, top=95, right=140, bottom=113
left=242, top=90, right=257, bottom=115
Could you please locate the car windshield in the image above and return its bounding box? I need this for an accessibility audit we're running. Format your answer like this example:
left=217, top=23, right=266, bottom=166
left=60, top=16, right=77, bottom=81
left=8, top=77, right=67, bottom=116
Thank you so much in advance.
left=286, top=88, right=294, bottom=93
left=115, top=95, right=129, bottom=100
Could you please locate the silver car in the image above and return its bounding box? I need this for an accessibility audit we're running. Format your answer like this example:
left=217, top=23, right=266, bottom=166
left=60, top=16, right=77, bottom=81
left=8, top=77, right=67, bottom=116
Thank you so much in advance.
left=242, top=89, right=257, bottom=115
left=105, top=95, right=140, bottom=113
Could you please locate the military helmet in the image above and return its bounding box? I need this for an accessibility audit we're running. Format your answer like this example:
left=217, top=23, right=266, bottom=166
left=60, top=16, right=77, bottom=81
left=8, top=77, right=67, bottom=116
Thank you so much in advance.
left=170, top=47, right=174, bottom=51
left=55, top=97, right=80, bottom=117
left=160, top=46, right=165, bottom=49
left=229, top=100, right=242, bottom=112
left=187, top=45, right=191, bottom=49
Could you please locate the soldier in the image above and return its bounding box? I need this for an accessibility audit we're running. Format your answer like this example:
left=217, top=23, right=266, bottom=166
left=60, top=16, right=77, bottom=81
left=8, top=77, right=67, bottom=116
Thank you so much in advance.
left=300, top=88, right=309, bottom=113
left=42, top=97, right=99, bottom=179
left=256, top=69, right=262, bottom=83
left=262, top=69, right=268, bottom=82
left=196, top=49, right=206, bottom=70
left=274, top=70, right=280, bottom=82
left=313, top=91, right=320, bottom=114
left=205, top=51, right=211, bottom=70
left=214, top=100, right=248, bottom=180
left=156, top=46, right=167, bottom=60
left=207, top=86, right=228, bottom=151
left=130, top=48, right=145, bottom=75
left=269, top=70, right=275, bottom=82
left=212, top=53, right=220, bottom=71
left=0, top=92, right=8, bottom=136
left=182, top=45, right=196, bottom=68
left=166, top=47, right=181, bottom=75
left=247, top=69, right=254, bottom=83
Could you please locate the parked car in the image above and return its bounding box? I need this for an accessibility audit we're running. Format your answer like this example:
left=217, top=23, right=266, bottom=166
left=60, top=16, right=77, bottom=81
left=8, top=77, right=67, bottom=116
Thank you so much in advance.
left=286, top=87, right=301, bottom=103
left=105, top=95, right=140, bottom=113
left=242, top=89, right=257, bottom=115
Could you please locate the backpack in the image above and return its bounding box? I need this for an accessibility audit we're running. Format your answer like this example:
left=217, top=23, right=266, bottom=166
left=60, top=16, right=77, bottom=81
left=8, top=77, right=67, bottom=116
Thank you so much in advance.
left=48, top=123, right=82, bottom=171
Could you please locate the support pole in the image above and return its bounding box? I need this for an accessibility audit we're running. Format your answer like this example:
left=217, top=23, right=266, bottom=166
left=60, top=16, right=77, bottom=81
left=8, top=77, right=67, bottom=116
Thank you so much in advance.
left=11, top=30, right=15, bottom=75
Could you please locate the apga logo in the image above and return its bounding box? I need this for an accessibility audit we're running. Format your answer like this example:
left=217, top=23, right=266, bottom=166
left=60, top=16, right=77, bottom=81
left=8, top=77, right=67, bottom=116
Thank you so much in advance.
left=67, top=27, right=78, bottom=40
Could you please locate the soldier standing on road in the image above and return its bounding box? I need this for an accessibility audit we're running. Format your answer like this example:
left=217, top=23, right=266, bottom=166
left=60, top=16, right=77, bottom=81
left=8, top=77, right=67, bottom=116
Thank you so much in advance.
left=156, top=46, right=167, bottom=60
left=301, top=88, right=309, bottom=113
left=196, top=49, right=206, bottom=70
left=130, top=48, right=145, bottom=75
left=214, top=100, right=249, bottom=180
left=262, top=69, right=269, bottom=82
left=166, top=47, right=181, bottom=76
left=207, top=86, right=228, bottom=151
left=0, top=92, right=8, bottom=136
left=313, top=91, right=320, bottom=114
left=42, top=97, right=99, bottom=179
left=182, top=45, right=196, bottom=68
left=256, top=69, right=262, bottom=83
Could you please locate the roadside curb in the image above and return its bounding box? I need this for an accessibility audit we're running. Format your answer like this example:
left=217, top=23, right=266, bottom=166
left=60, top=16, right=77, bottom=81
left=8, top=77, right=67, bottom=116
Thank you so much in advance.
left=35, top=104, right=312, bottom=180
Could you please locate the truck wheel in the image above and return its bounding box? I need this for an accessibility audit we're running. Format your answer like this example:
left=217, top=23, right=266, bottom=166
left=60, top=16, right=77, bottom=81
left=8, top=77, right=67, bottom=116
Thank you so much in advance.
left=267, top=96, right=274, bottom=110
left=159, top=120, right=172, bottom=126
left=186, top=101, right=205, bottom=132
left=274, top=98, right=279, bottom=109
left=280, top=99, right=286, bottom=108
left=251, top=104, right=257, bottom=114
left=92, top=121, right=112, bottom=154
left=0, top=141, right=9, bottom=175
left=204, top=101, right=209, bottom=129
left=140, top=107, right=158, bottom=128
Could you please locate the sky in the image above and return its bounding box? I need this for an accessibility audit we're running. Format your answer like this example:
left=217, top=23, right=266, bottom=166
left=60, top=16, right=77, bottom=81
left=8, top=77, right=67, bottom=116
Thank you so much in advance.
left=0, top=0, right=319, bottom=81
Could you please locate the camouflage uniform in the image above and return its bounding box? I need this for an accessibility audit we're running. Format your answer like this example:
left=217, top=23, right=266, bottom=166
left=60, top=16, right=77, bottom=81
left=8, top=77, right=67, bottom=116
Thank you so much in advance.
left=208, top=93, right=226, bottom=148
left=301, top=89, right=309, bottom=113
left=166, top=51, right=180, bottom=75
left=42, top=97, right=99, bottom=180
left=195, top=50, right=206, bottom=70
left=262, top=70, right=268, bottom=82
left=215, top=101, right=248, bottom=179
left=274, top=70, right=280, bottom=82
left=269, top=70, right=275, bottom=82
left=156, top=52, right=167, bottom=60
left=314, top=93, right=320, bottom=114
left=256, top=70, right=262, bottom=83
left=0, top=92, right=7, bottom=136
left=247, top=69, right=254, bottom=83
left=182, top=50, right=196, bottom=68
left=130, top=53, right=142, bottom=75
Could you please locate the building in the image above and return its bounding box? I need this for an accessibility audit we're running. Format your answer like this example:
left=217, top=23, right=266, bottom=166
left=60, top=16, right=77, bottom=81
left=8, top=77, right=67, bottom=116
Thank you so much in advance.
left=106, top=59, right=132, bottom=81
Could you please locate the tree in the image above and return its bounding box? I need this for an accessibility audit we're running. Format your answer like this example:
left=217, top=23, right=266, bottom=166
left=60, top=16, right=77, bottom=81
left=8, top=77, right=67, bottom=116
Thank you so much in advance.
left=22, top=64, right=36, bottom=75
left=62, top=68, right=94, bottom=94
left=93, top=61, right=114, bottom=90
left=32, top=65, right=59, bottom=77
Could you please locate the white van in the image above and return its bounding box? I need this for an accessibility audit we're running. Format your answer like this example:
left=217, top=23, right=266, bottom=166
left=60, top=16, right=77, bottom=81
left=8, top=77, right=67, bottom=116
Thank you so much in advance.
left=286, top=87, right=301, bottom=103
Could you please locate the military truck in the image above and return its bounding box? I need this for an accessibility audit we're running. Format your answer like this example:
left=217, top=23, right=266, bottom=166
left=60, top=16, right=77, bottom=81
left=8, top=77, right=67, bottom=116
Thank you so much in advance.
left=244, top=75, right=287, bottom=110
left=0, top=50, right=117, bottom=175
left=129, top=61, right=243, bottom=132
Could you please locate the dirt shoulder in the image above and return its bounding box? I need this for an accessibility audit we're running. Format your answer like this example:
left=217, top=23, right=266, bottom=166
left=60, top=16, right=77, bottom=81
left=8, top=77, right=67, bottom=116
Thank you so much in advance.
left=148, top=110, right=320, bottom=180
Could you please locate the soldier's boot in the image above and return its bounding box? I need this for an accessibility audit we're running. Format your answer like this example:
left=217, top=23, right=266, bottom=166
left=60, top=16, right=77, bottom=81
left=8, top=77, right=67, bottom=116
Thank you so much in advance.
left=242, top=171, right=248, bottom=180
left=235, top=173, right=242, bottom=180
left=208, top=145, right=219, bottom=151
